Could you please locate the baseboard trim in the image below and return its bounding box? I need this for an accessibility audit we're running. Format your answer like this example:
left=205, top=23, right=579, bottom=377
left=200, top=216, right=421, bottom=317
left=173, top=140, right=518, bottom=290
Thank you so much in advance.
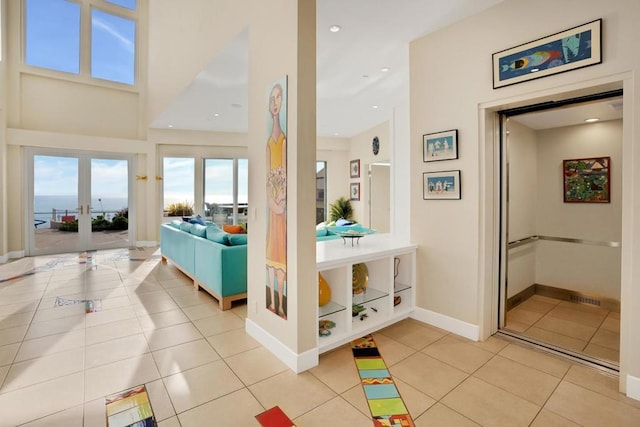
left=411, top=307, right=480, bottom=341
left=135, top=241, right=158, bottom=248
left=627, top=374, right=640, bottom=401
left=508, top=283, right=620, bottom=312
left=0, top=250, right=25, bottom=264
left=245, top=318, right=319, bottom=373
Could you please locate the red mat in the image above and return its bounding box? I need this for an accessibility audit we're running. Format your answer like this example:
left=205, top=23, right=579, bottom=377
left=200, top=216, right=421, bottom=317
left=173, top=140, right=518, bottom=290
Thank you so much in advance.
left=255, top=406, right=295, bottom=427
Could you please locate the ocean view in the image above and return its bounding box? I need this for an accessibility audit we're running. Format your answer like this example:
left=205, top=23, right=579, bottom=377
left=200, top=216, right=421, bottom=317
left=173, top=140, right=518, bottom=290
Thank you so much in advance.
left=34, top=195, right=128, bottom=228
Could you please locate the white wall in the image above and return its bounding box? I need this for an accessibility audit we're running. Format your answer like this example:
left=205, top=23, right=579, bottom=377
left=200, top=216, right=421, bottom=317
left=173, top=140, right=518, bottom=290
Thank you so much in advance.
left=535, top=120, right=622, bottom=299
left=506, top=120, right=537, bottom=297
left=409, top=0, right=640, bottom=394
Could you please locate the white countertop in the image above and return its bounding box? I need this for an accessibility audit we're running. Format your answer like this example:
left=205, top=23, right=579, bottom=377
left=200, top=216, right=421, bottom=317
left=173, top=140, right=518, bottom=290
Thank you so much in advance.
left=316, top=233, right=416, bottom=269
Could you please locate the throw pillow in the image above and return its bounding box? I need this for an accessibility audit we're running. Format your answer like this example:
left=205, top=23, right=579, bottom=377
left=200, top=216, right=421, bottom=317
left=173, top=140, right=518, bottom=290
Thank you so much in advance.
left=228, top=234, right=248, bottom=246
left=223, top=224, right=245, bottom=234
left=206, top=226, right=229, bottom=245
left=190, top=223, right=207, bottom=237
left=188, top=215, right=206, bottom=226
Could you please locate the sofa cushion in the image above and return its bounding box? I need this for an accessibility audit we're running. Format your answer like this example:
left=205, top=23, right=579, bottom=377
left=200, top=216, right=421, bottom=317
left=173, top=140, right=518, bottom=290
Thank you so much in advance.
left=179, top=221, right=192, bottom=232
left=168, top=220, right=182, bottom=228
left=190, top=223, right=207, bottom=237
left=316, top=228, right=327, bottom=237
left=206, top=224, right=229, bottom=244
left=228, top=234, right=248, bottom=246
left=223, top=224, right=245, bottom=234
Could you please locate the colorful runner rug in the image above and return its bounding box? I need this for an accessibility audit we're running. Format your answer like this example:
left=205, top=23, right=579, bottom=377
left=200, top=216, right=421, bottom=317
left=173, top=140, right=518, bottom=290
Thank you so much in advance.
left=351, top=334, right=414, bottom=427
left=255, top=405, right=295, bottom=427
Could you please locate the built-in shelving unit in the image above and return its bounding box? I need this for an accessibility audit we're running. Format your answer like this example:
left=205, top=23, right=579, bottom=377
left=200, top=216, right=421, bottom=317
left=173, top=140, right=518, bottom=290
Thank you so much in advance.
left=316, top=233, right=416, bottom=354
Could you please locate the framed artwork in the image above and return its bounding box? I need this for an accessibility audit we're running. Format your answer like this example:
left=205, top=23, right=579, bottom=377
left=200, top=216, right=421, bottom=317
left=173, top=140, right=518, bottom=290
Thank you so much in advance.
left=492, top=19, right=602, bottom=89
left=350, top=159, right=360, bottom=178
left=423, top=170, right=461, bottom=200
left=350, top=182, right=360, bottom=201
left=423, top=129, right=458, bottom=162
left=563, top=157, right=610, bottom=203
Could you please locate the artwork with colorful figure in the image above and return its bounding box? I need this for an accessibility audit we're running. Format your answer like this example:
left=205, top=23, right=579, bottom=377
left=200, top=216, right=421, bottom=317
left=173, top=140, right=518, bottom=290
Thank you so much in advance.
left=563, top=157, right=610, bottom=203
left=266, top=76, right=288, bottom=319
left=498, top=28, right=593, bottom=82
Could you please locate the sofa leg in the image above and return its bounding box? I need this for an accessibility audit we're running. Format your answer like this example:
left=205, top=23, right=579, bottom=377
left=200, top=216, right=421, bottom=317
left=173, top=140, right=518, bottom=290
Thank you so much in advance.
left=161, top=255, right=167, bottom=264
left=221, top=298, right=232, bottom=311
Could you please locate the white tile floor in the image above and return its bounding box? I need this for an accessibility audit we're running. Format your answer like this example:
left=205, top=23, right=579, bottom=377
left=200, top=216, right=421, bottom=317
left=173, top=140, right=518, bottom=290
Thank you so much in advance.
left=0, top=248, right=639, bottom=426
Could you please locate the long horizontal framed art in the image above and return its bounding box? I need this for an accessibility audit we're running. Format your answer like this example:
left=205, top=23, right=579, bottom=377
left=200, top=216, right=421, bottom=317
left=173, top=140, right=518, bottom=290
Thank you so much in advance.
left=492, top=19, right=602, bottom=89
left=423, top=170, right=461, bottom=200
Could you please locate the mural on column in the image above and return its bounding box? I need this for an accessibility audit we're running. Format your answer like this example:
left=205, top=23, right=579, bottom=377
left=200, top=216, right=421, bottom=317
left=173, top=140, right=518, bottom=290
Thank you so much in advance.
left=266, top=76, right=288, bottom=319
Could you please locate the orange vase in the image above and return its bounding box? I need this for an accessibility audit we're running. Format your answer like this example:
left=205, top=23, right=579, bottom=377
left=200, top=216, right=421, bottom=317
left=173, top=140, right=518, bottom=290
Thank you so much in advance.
left=318, top=273, right=331, bottom=306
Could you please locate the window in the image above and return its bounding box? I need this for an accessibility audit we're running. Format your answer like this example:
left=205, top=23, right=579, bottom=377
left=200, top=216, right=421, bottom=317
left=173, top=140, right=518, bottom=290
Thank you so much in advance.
left=316, top=161, right=327, bottom=224
left=25, top=0, right=138, bottom=85
left=204, top=158, right=248, bottom=226
left=163, top=158, right=195, bottom=217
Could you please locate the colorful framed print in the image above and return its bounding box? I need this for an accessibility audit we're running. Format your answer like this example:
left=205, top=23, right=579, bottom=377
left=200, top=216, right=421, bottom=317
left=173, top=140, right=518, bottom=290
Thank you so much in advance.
left=350, top=159, right=360, bottom=178
left=563, top=157, right=610, bottom=203
left=423, top=129, right=458, bottom=162
left=492, top=19, right=602, bottom=89
left=423, top=170, right=461, bottom=200
left=350, top=182, right=361, bottom=201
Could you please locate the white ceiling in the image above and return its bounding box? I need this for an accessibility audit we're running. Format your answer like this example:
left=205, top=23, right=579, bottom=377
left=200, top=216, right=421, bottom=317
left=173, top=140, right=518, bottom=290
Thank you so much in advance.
left=150, top=0, right=505, bottom=137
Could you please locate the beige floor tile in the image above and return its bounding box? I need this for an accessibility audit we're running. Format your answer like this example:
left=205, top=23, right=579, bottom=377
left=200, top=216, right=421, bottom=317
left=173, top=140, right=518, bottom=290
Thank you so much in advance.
left=157, top=416, right=181, bottom=427
left=165, top=285, right=199, bottom=298
left=19, top=404, right=84, bottom=427
left=152, top=339, right=220, bottom=377
left=1, top=348, right=84, bottom=393
left=0, top=325, right=29, bottom=346
left=206, top=329, right=260, bottom=357
left=32, top=304, right=86, bottom=323
left=0, top=291, right=44, bottom=307
left=136, top=309, right=190, bottom=331
left=82, top=398, right=107, bottom=427
left=547, top=305, right=607, bottom=328
left=310, top=346, right=360, bottom=394
left=583, top=342, right=619, bottom=363
left=144, top=322, right=203, bottom=351
left=529, top=294, right=564, bottom=306
left=84, top=306, right=136, bottom=328
left=0, top=365, right=8, bottom=388
left=293, top=396, right=372, bottom=427
left=521, top=326, right=588, bottom=352
left=192, top=311, right=245, bottom=337
left=145, top=379, right=176, bottom=422
left=128, top=289, right=173, bottom=306
left=506, top=306, right=544, bottom=325
left=414, top=402, right=480, bottom=427
left=590, top=327, right=620, bottom=350
left=133, top=299, right=181, bottom=316
left=231, top=303, right=248, bottom=319
left=563, top=364, right=640, bottom=410
left=421, top=335, right=494, bottom=374
left=442, top=376, right=540, bottom=426
left=96, top=295, right=132, bottom=311
left=163, top=360, right=244, bottom=413
left=177, top=388, right=263, bottom=427
left=378, top=318, right=447, bottom=350
left=468, top=335, right=510, bottom=354
left=0, top=302, right=40, bottom=316
left=0, top=311, right=35, bottom=330
left=85, top=318, right=142, bottom=346
left=545, top=381, right=640, bottom=426
left=84, top=353, right=160, bottom=402
left=600, top=314, right=620, bottom=333
left=473, top=355, right=560, bottom=406
left=370, top=332, right=416, bottom=367
left=0, top=372, right=84, bottom=426
left=530, top=409, right=581, bottom=426
left=0, top=343, right=19, bottom=367
left=85, top=333, right=149, bottom=369
left=498, top=343, right=571, bottom=378
left=180, top=300, right=222, bottom=321
left=389, top=352, right=468, bottom=400
left=393, top=377, right=437, bottom=419
left=172, top=291, right=219, bottom=309
left=533, top=314, right=598, bottom=342
left=340, top=384, right=370, bottom=418
left=226, top=346, right=288, bottom=386
left=15, top=329, right=85, bottom=362
left=249, top=370, right=336, bottom=420
left=608, top=310, right=621, bottom=320
left=504, top=319, right=530, bottom=333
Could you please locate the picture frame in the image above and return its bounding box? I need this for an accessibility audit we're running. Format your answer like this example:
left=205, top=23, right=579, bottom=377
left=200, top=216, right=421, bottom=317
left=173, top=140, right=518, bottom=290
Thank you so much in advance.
left=423, top=170, right=461, bottom=200
left=350, top=182, right=360, bottom=201
left=423, top=129, right=458, bottom=162
left=492, top=19, right=602, bottom=89
left=563, top=157, right=610, bottom=203
left=350, top=159, right=360, bottom=178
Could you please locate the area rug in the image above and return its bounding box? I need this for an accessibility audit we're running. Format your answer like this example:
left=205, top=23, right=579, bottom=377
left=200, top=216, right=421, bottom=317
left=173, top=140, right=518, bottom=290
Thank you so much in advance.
left=351, top=334, right=414, bottom=427
left=255, top=405, right=295, bottom=427
left=105, top=385, right=155, bottom=427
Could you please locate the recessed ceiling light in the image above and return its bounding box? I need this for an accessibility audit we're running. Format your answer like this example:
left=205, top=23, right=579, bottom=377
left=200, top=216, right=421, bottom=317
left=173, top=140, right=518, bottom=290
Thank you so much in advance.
left=380, top=67, right=390, bottom=72
left=213, top=113, right=220, bottom=117
left=167, top=124, right=173, bottom=128
left=372, top=105, right=379, bottom=109
left=585, top=118, right=600, bottom=123
left=329, top=25, right=341, bottom=33
left=362, top=74, right=369, bottom=78
left=333, top=133, right=340, bottom=136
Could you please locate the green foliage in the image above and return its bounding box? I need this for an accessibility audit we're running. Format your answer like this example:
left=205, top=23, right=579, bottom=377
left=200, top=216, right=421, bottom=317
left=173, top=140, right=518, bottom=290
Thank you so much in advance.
left=58, top=215, right=128, bottom=232
left=166, top=201, right=194, bottom=216
left=329, top=197, right=354, bottom=222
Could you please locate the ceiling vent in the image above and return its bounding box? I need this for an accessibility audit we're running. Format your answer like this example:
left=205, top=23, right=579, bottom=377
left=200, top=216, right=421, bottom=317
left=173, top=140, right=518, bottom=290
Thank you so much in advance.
left=609, top=100, right=624, bottom=111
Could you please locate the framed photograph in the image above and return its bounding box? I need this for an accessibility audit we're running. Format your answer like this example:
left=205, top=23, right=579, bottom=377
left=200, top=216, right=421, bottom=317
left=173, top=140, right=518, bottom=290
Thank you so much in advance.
left=492, top=19, right=602, bottom=89
left=423, top=170, right=461, bottom=200
left=350, top=159, right=360, bottom=178
left=563, top=157, right=610, bottom=203
left=423, top=129, right=458, bottom=162
left=350, top=182, right=360, bottom=201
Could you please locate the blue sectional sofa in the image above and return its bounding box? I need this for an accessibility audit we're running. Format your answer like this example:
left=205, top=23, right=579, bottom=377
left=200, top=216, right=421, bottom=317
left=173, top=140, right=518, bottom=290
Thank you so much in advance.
left=160, top=221, right=247, bottom=310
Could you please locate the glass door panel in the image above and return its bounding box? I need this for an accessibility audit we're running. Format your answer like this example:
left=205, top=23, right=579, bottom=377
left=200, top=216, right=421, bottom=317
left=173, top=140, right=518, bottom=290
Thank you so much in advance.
left=33, top=155, right=82, bottom=253
left=90, top=158, right=130, bottom=248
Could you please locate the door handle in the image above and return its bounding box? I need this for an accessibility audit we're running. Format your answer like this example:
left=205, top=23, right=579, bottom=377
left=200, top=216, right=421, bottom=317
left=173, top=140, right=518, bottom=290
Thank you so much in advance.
left=78, top=205, right=83, bottom=215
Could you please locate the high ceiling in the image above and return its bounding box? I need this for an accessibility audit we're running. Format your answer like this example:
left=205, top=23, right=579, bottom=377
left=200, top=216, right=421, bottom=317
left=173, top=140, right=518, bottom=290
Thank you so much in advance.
left=151, top=0, right=504, bottom=137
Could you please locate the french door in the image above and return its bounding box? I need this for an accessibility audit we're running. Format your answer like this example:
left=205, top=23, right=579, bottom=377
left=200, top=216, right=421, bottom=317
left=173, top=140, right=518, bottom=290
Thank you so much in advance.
left=26, top=148, right=134, bottom=256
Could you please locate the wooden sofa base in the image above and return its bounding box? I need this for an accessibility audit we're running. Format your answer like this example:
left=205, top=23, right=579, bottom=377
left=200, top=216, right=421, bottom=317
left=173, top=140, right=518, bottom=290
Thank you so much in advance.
left=161, top=255, right=246, bottom=311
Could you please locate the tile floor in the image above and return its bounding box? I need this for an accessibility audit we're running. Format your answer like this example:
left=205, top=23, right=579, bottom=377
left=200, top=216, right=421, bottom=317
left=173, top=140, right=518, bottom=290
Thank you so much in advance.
left=0, top=248, right=638, bottom=426
left=506, top=294, right=620, bottom=364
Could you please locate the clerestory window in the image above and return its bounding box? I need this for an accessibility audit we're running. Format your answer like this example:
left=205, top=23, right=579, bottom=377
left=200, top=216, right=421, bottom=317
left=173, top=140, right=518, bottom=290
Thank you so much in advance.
left=25, top=0, right=138, bottom=85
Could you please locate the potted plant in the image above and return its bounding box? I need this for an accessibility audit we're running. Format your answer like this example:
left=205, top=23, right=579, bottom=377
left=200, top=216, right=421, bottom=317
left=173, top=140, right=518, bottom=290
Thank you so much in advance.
left=329, top=196, right=354, bottom=222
